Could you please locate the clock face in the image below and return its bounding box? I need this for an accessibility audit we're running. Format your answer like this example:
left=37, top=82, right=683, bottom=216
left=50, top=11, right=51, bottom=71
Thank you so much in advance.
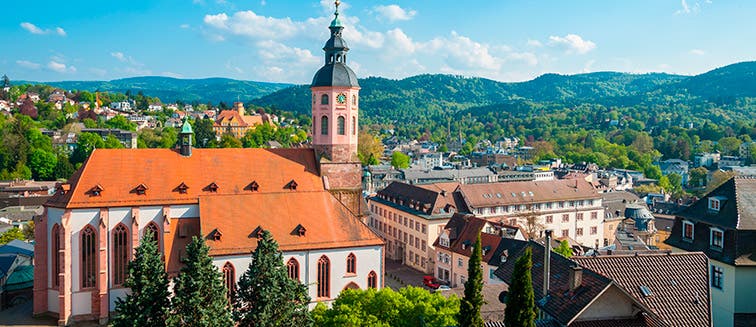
left=337, top=93, right=347, bottom=104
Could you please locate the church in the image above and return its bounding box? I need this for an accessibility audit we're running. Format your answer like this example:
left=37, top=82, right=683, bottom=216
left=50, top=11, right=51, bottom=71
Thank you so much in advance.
left=32, top=3, right=383, bottom=325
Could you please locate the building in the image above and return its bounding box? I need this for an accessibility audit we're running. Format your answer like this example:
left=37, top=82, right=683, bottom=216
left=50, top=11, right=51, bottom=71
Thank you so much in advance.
left=0, top=240, right=34, bottom=308
left=739, top=142, right=753, bottom=159
left=33, top=5, right=382, bottom=325
left=457, top=180, right=604, bottom=247
left=658, top=158, right=690, bottom=185
left=42, top=128, right=138, bottom=150
left=414, top=153, right=444, bottom=170
left=367, top=182, right=463, bottom=273
left=719, top=155, right=744, bottom=168
left=495, top=240, right=712, bottom=326
left=433, top=213, right=524, bottom=287
left=665, top=175, right=756, bottom=327
left=213, top=102, right=265, bottom=139
left=402, top=167, right=497, bottom=185
left=695, top=152, right=721, bottom=168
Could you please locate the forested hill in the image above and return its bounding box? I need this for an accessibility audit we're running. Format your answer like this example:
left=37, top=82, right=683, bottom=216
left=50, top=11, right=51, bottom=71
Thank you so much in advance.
left=251, top=61, right=756, bottom=122
left=21, top=76, right=292, bottom=104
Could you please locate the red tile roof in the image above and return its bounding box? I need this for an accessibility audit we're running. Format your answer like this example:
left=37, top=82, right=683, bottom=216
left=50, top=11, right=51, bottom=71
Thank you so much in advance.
left=47, top=148, right=324, bottom=208
left=199, top=192, right=383, bottom=256
left=458, top=179, right=600, bottom=209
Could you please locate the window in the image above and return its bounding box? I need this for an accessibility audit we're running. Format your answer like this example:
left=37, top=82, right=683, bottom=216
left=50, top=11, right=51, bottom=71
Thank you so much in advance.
left=458, top=258, right=463, bottom=267
left=352, top=94, right=357, bottom=106
left=287, top=258, right=300, bottom=281
left=422, top=224, right=427, bottom=234
left=576, top=213, right=584, bottom=221
left=708, top=198, right=721, bottom=211
left=337, top=116, right=345, bottom=135
left=223, top=262, right=235, bottom=302
left=711, top=265, right=723, bottom=289
left=590, top=226, right=597, bottom=235
left=591, top=212, right=598, bottom=220
left=112, top=224, right=129, bottom=286
left=409, top=236, right=414, bottom=246
left=576, top=228, right=584, bottom=236
left=367, top=271, right=377, bottom=289
left=546, top=215, right=553, bottom=223
left=320, top=116, right=329, bottom=135
left=81, top=225, right=97, bottom=289
left=421, top=240, right=426, bottom=251
left=562, top=229, right=569, bottom=237
left=145, top=222, right=160, bottom=251
left=352, top=116, right=356, bottom=135
left=562, top=214, right=569, bottom=222
left=346, top=253, right=357, bottom=274
left=321, top=94, right=329, bottom=105
left=317, top=256, right=330, bottom=298
left=682, top=221, right=695, bottom=241
left=52, top=224, right=60, bottom=288
left=415, top=237, right=420, bottom=249
left=710, top=228, right=724, bottom=250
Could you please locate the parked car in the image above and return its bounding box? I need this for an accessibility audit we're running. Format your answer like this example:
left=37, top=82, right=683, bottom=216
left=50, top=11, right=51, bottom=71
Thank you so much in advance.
left=433, top=285, right=451, bottom=293
left=423, top=275, right=441, bottom=289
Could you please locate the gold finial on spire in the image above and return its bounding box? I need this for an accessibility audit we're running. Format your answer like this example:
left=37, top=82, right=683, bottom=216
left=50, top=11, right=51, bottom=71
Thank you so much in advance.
left=335, top=0, right=340, bottom=14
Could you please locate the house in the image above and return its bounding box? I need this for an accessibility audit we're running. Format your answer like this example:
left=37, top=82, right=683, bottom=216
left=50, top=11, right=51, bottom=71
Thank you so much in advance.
left=213, top=102, right=265, bottom=138
left=109, top=101, right=131, bottom=112
left=433, top=213, right=524, bottom=287
left=658, top=159, right=689, bottom=185
left=414, top=152, right=445, bottom=170
left=367, top=181, right=463, bottom=273
left=719, top=156, right=744, bottom=168
left=148, top=103, right=163, bottom=112
left=34, top=9, right=381, bottom=325
left=495, top=239, right=711, bottom=326
left=0, top=240, right=34, bottom=308
left=695, top=152, right=721, bottom=168
left=664, top=175, right=756, bottom=327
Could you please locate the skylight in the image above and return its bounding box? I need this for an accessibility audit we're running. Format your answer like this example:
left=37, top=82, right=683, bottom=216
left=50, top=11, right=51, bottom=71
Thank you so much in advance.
left=639, top=285, right=652, bottom=297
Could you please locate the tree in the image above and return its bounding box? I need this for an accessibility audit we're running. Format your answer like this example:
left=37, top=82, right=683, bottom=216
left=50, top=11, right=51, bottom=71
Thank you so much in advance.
left=358, top=131, right=384, bottom=166
left=218, top=134, right=242, bottom=148
left=688, top=167, right=708, bottom=188
left=667, top=173, right=683, bottom=192
left=0, top=227, right=26, bottom=245
left=391, top=151, right=410, bottom=169
left=554, top=240, right=572, bottom=258
left=113, top=233, right=171, bottom=327
left=706, top=171, right=736, bottom=193
left=643, top=165, right=662, bottom=180
left=105, top=115, right=137, bottom=131
left=234, top=230, right=310, bottom=327
left=504, top=247, right=536, bottom=327
left=458, top=232, right=484, bottom=327
left=168, top=236, right=233, bottom=327
left=193, top=119, right=216, bottom=148
left=312, top=286, right=459, bottom=327
left=520, top=211, right=544, bottom=240
left=28, top=148, right=57, bottom=180
left=747, top=143, right=756, bottom=165
left=22, top=220, right=34, bottom=240
left=717, top=137, right=741, bottom=156
left=71, top=132, right=105, bottom=164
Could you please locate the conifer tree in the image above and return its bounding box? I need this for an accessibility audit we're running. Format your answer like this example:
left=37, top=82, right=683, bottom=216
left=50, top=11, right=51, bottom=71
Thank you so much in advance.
left=457, top=232, right=485, bottom=327
left=504, top=247, right=537, bottom=327
left=112, top=233, right=170, bottom=327
left=168, top=236, right=233, bottom=327
left=233, top=230, right=311, bottom=326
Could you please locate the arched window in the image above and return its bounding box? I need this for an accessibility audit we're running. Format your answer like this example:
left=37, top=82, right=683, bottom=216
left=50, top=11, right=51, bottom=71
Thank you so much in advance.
left=321, top=94, right=329, bottom=105
left=145, top=222, right=160, bottom=251
left=287, top=258, right=300, bottom=281
left=112, top=224, right=129, bottom=286
left=317, top=255, right=330, bottom=298
left=52, top=224, right=60, bottom=288
left=352, top=116, right=356, bottom=135
left=367, top=271, right=377, bottom=289
left=346, top=253, right=356, bottom=274
left=223, top=262, right=235, bottom=302
left=321, top=116, right=329, bottom=135
left=352, top=95, right=357, bottom=106
left=337, top=116, right=346, bottom=135
left=81, top=225, right=97, bottom=289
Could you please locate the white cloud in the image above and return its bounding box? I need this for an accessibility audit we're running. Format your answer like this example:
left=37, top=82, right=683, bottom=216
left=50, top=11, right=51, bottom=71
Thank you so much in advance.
left=526, top=39, right=543, bottom=47
left=256, top=40, right=319, bottom=64
left=548, top=34, right=596, bottom=54
left=20, top=22, right=66, bottom=36
left=48, top=61, right=76, bottom=73
left=203, top=11, right=301, bottom=40
left=111, top=52, right=127, bottom=62
left=675, top=0, right=711, bottom=15
left=689, top=49, right=705, bottom=56
left=419, top=31, right=501, bottom=71
left=373, top=4, right=417, bottom=22
left=16, top=60, right=41, bottom=70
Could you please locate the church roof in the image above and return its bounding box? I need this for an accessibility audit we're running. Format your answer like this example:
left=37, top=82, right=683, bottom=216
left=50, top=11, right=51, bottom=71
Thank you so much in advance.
left=46, top=148, right=324, bottom=208
left=200, top=191, right=383, bottom=256
left=311, top=63, right=360, bottom=88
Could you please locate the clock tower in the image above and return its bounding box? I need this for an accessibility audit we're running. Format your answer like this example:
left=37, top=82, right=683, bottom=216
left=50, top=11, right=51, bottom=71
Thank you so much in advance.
left=311, top=0, right=362, bottom=191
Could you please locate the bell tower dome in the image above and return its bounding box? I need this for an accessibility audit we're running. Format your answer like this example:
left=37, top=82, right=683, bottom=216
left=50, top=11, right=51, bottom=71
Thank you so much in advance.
left=311, top=0, right=360, bottom=164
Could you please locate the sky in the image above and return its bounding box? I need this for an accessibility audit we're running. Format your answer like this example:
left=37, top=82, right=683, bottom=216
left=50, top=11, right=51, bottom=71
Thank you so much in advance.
left=1, top=0, right=754, bottom=84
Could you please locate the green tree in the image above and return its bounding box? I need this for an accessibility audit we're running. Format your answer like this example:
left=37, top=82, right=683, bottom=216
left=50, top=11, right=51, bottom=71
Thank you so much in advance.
left=71, top=132, right=105, bottom=165
left=28, top=148, right=57, bottom=180
left=105, top=115, right=137, bottom=131
left=658, top=175, right=672, bottom=193
left=113, top=233, right=171, bottom=327
left=218, top=134, right=242, bottom=148
left=747, top=143, right=756, bottom=165
left=0, top=227, right=26, bottom=245
left=53, top=154, right=75, bottom=180
left=193, top=119, right=216, bottom=148
left=667, top=173, right=683, bottom=192
left=391, top=151, right=410, bottom=169
left=233, top=230, right=310, bottom=326
left=554, top=240, right=572, bottom=258
left=504, top=247, right=536, bottom=327
left=688, top=167, right=708, bottom=188
left=358, top=131, right=384, bottom=166
left=103, top=134, right=125, bottom=149
left=717, top=137, right=741, bottom=156
left=168, top=236, right=233, bottom=327
left=458, top=232, right=485, bottom=327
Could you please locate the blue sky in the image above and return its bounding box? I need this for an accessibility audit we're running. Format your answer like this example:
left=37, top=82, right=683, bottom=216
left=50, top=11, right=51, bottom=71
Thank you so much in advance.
left=1, top=0, right=753, bottom=83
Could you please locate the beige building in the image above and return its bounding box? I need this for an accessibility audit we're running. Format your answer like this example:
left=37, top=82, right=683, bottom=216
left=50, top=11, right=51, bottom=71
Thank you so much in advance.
left=367, top=182, right=462, bottom=274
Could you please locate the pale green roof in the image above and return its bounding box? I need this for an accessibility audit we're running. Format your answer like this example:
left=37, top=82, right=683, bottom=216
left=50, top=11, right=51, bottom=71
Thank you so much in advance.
left=181, top=119, right=193, bottom=134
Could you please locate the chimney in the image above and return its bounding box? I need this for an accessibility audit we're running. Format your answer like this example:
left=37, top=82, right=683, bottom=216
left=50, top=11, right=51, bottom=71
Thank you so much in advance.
left=543, top=229, right=552, bottom=299
left=569, top=266, right=583, bottom=291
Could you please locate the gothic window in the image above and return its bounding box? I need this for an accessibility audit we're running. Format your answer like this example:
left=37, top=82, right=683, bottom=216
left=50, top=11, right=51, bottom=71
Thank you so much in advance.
left=112, top=224, right=129, bottom=286
left=321, top=116, right=329, bottom=135
left=223, top=262, right=235, bottom=302
left=287, top=258, right=300, bottom=281
left=321, top=94, right=329, bottom=105
left=367, top=271, right=377, bottom=289
left=145, top=222, right=160, bottom=251
left=81, top=225, right=97, bottom=289
left=352, top=95, right=357, bottom=106
left=52, top=224, right=60, bottom=288
left=352, top=116, right=356, bottom=135
left=317, top=255, right=330, bottom=298
left=337, top=116, right=346, bottom=135
left=346, top=253, right=356, bottom=274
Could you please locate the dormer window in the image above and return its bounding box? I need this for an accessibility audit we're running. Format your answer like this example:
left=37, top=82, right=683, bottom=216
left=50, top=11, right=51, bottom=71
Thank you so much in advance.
left=205, top=182, right=219, bottom=193
left=708, top=196, right=726, bottom=212
left=439, top=232, right=450, bottom=247
left=88, top=185, right=103, bottom=197
left=176, top=182, right=189, bottom=194
left=246, top=181, right=259, bottom=192
left=250, top=225, right=264, bottom=239
left=210, top=228, right=222, bottom=241
left=710, top=227, right=724, bottom=250
left=286, top=180, right=298, bottom=191
left=294, top=224, right=306, bottom=237
left=134, top=184, right=148, bottom=195
left=682, top=220, right=695, bottom=242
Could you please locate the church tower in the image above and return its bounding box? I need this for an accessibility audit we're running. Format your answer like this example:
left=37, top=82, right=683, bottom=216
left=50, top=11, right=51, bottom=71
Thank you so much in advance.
left=311, top=0, right=362, bottom=192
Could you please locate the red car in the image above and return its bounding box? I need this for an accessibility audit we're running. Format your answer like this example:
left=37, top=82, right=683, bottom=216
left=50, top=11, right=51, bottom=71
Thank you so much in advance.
left=423, top=275, right=441, bottom=289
